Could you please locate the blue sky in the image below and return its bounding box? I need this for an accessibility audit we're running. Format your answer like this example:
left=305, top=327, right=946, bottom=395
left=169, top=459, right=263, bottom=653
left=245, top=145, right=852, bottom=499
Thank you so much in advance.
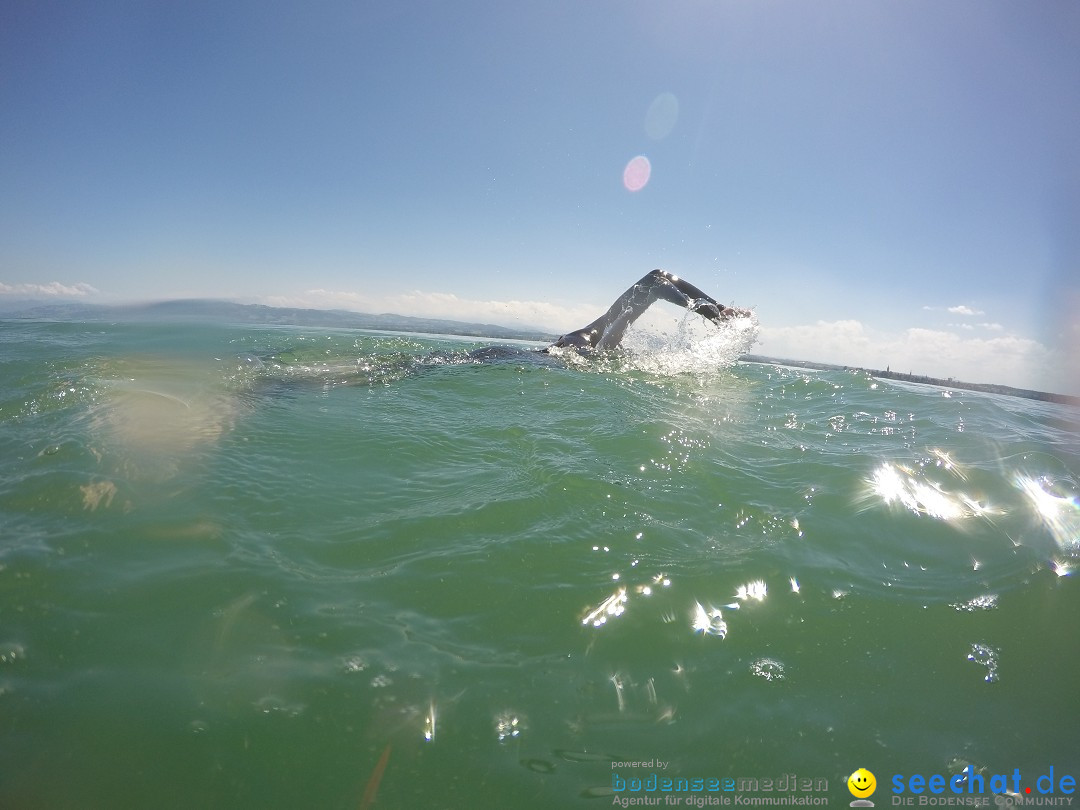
left=2, top=1, right=1078, bottom=393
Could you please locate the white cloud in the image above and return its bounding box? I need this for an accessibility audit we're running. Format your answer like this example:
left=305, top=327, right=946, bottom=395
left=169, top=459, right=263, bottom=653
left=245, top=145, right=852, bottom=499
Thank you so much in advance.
left=948, top=320, right=1005, bottom=332
left=759, top=319, right=1061, bottom=392
left=924, top=304, right=987, bottom=317
left=758, top=319, right=877, bottom=364
left=0, top=281, right=99, bottom=297
left=260, top=288, right=600, bottom=334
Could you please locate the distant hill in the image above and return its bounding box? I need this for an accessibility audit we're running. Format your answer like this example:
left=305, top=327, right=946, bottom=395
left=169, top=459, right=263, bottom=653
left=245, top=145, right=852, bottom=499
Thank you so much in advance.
left=0, top=298, right=555, bottom=343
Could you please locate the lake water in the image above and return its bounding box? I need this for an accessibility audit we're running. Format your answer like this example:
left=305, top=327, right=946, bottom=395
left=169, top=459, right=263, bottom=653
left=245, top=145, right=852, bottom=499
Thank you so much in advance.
left=1, top=318, right=1077, bottom=809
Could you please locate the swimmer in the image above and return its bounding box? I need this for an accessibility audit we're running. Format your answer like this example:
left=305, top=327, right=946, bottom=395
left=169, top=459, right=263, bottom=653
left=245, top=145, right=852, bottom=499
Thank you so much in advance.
left=550, top=269, right=749, bottom=351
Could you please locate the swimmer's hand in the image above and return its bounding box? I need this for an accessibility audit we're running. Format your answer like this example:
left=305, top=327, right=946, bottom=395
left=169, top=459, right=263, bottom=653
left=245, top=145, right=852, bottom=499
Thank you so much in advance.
left=692, top=301, right=752, bottom=323
left=720, top=306, right=752, bottom=320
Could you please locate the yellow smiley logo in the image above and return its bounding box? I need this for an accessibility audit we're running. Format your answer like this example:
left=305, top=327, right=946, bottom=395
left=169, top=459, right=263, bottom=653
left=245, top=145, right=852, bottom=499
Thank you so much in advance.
left=848, top=768, right=877, bottom=799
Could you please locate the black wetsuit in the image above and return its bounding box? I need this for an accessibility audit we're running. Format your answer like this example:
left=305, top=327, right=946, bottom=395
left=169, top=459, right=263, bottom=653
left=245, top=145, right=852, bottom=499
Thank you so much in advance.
left=259, top=270, right=745, bottom=384
left=550, top=269, right=742, bottom=351
left=460, top=270, right=744, bottom=364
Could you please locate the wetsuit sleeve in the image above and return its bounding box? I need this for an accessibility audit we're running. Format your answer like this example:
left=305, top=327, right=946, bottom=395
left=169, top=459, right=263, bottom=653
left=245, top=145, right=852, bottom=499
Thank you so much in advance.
left=552, top=269, right=739, bottom=350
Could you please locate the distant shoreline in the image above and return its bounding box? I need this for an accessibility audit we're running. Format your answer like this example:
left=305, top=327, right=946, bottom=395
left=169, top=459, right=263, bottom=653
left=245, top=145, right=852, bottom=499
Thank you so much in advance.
left=0, top=298, right=554, bottom=343
left=3, top=298, right=1077, bottom=406
left=741, top=355, right=1080, bottom=407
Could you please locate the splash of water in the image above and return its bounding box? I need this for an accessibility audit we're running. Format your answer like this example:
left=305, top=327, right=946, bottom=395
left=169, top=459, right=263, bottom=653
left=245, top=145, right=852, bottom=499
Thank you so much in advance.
left=620, top=309, right=759, bottom=377
left=967, top=643, right=1001, bottom=683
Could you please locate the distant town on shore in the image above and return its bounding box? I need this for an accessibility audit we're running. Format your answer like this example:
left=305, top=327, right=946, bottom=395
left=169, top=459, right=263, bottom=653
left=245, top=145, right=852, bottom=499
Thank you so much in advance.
left=4, top=298, right=1078, bottom=407
left=741, top=355, right=1080, bottom=407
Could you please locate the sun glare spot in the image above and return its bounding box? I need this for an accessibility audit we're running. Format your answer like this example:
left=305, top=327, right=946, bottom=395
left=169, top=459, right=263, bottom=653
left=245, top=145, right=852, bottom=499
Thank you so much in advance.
left=1015, top=475, right=1080, bottom=551
left=867, top=462, right=972, bottom=521
left=735, top=580, right=767, bottom=602
left=495, top=712, right=523, bottom=741
left=691, top=601, right=727, bottom=638
left=609, top=672, right=628, bottom=712
left=423, top=702, right=436, bottom=742
left=951, top=594, right=998, bottom=611
left=582, top=587, right=628, bottom=627
left=930, top=448, right=968, bottom=481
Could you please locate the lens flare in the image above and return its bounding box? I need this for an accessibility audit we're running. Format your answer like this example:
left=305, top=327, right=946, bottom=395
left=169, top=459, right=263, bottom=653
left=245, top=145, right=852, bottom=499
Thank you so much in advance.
left=645, top=92, right=679, bottom=140
left=623, top=155, right=651, bottom=192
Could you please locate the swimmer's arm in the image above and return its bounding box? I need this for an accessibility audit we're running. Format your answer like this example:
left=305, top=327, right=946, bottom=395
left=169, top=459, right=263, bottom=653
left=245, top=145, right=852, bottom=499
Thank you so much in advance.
left=551, top=269, right=748, bottom=350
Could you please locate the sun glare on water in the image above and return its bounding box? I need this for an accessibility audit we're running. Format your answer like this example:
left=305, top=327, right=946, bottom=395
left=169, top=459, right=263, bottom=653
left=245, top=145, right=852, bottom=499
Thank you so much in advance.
left=1015, top=474, right=1080, bottom=553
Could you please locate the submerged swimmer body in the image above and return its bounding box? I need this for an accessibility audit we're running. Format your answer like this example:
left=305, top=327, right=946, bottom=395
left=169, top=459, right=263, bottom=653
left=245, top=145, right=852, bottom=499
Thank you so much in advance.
left=550, top=269, right=749, bottom=352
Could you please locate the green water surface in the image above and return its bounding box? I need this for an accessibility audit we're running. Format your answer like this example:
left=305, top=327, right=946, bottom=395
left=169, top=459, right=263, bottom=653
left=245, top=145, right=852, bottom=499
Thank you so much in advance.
left=1, top=321, right=1077, bottom=809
